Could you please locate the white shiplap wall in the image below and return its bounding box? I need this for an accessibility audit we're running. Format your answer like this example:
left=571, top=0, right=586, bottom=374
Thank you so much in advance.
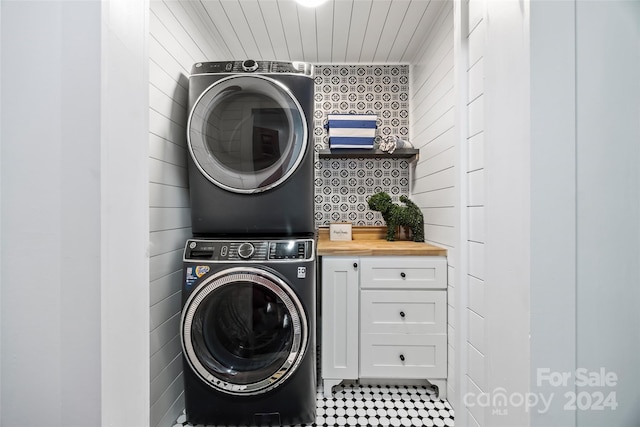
left=409, top=0, right=456, bottom=399
left=463, top=0, right=486, bottom=425
left=148, top=2, right=226, bottom=426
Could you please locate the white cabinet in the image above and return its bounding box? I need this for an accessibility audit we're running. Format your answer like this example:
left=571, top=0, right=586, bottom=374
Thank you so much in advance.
left=321, top=256, right=448, bottom=397
left=320, top=257, right=360, bottom=385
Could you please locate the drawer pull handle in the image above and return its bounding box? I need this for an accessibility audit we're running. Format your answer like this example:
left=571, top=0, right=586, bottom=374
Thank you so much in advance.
left=399, top=354, right=405, bottom=362
left=400, top=272, right=406, bottom=278
left=353, top=263, right=358, bottom=269
left=400, top=311, right=406, bottom=318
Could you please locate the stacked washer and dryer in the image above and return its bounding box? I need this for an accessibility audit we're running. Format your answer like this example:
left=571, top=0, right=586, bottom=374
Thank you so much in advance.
left=180, top=60, right=317, bottom=426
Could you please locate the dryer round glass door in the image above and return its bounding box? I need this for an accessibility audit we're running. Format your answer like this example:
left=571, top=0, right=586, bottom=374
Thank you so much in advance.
left=187, top=75, right=308, bottom=194
left=181, top=267, right=308, bottom=395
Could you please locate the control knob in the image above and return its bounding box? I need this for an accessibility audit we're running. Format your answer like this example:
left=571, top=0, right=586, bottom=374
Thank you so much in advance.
left=237, top=242, right=255, bottom=259
left=242, top=59, right=259, bottom=72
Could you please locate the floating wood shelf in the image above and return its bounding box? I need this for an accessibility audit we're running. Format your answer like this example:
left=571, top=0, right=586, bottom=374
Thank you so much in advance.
left=318, top=148, right=419, bottom=160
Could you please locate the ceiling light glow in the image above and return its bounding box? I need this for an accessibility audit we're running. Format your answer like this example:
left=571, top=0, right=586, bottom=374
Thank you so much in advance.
left=296, top=0, right=328, bottom=7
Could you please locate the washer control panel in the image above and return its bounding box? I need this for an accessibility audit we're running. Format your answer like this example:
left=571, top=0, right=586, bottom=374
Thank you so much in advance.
left=184, top=239, right=314, bottom=262
left=191, top=60, right=313, bottom=76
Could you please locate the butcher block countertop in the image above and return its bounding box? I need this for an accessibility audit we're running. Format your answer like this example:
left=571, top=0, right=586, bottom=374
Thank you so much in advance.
left=317, top=226, right=447, bottom=257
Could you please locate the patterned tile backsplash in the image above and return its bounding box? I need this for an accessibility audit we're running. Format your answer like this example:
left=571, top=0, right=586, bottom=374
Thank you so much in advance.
left=313, top=64, right=411, bottom=227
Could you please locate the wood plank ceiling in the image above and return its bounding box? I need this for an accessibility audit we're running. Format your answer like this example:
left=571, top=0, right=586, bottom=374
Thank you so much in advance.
left=175, top=0, right=444, bottom=64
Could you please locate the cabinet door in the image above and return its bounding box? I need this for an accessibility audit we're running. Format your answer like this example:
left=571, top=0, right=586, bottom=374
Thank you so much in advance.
left=321, top=257, right=359, bottom=380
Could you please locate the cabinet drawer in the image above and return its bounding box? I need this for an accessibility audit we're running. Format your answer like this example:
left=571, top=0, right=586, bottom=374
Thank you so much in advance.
left=360, top=333, right=447, bottom=379
left=360, top=256, right=446, bottom=289
left=361, top=290, right=446, bottom=335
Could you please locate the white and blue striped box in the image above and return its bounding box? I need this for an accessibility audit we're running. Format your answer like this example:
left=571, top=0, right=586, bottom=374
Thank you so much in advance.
left=327, top=114, right=377, bottom=149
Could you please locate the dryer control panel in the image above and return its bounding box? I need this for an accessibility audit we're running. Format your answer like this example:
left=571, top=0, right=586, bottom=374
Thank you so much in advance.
left=184, top=238, right=314, bottom=262
left=191, top=60, right=313, bottom=76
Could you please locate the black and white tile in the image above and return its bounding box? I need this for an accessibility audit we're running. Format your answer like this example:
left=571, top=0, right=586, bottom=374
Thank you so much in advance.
left=313, top=64, right=412, bottom=228
left=174, top=384, right=454, bottom=427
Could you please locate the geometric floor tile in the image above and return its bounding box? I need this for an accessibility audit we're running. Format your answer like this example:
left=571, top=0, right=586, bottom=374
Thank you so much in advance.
left=175, top=384, right=454, bottom=427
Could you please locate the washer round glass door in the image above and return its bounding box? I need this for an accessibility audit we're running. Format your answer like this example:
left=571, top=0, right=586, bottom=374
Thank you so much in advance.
left=187, top=75, right=308, bottom=193
left=181, top=267, right=308, bottom=395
